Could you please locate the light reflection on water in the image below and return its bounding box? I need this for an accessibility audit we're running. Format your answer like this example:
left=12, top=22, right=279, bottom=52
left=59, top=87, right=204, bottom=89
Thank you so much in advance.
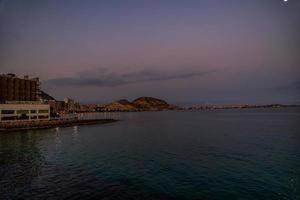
left=72, top=126, right=79, bottom=142
left=54, top=127, right=62, bottom=149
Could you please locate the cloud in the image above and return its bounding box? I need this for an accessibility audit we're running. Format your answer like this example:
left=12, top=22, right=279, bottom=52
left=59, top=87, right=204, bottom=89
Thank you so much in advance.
left=45, top=68, right=216, bottom=87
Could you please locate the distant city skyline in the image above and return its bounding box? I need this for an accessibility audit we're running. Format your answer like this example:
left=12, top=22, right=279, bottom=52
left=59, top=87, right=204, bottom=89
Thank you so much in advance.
left=1, top=0, right=299, bottom=105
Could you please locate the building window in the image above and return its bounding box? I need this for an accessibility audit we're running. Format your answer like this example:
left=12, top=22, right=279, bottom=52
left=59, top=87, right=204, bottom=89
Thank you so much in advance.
left=1, top=116, right=17, bottom=121
left=31, top=116, right=37, bottom=119
left=38, top=110, right=49, bottom=113
left=38, top=115, right=49, bottom=119
left=30, top=110, right=36, bottom=113
left=18, top=114, right=29, bottom=120
left=16, top=110, right=29, bottom=114
left=1, top=110, right=15, bottom=114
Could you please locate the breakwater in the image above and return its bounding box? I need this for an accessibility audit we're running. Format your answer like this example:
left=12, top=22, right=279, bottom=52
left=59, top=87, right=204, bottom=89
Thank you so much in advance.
left=0, top=119, right=118, bottom=132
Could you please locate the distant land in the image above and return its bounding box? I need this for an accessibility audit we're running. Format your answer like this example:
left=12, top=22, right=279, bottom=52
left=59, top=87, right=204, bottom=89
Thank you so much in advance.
left=40, top=90, right=300, bottom=112
left=98, top=97, right=181, bottom=112
left=188, top=104, right=300, bottom=110
left=85, top=96, right=299, bottom=112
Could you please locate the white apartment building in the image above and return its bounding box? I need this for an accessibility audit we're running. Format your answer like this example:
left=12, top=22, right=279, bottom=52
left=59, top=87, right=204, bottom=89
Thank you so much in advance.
left=0, top=103, right=50, bottom=121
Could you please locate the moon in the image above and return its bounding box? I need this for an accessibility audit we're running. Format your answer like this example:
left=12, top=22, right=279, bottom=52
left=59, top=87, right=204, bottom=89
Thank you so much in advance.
left=284, top=0, right=288, bottom=2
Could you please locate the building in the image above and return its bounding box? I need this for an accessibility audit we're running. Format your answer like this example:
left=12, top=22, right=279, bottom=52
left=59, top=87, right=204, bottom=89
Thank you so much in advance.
left=0, top=73, right=41, bottom=103
left=0, top=103, right=50, bottom=121
left=79, top=104, right=98, bottom=112
left=0, top=73, right=82, bottom=121
left=64, top=97, right=80, bottom=112
left=48, top=100, right=66, bottom=115
left=0, top=73, right=50, bottom=122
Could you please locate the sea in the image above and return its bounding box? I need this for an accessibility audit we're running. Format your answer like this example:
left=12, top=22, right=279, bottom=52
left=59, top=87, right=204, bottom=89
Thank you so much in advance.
left=0, top=108, right=299, bottom=200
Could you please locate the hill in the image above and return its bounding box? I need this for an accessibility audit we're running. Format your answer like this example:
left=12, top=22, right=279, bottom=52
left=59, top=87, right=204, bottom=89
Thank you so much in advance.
left=100, top=97, right=180, bottom=112
left=40, top=91, right=56, bottom=101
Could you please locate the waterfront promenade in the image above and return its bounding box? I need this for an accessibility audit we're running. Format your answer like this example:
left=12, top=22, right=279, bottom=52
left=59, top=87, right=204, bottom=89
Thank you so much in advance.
left=0, top=112, right=120, bottom=132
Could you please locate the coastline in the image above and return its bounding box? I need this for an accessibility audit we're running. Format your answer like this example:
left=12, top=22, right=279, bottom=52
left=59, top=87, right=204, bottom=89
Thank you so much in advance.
left=0, top=119, right=118, bottom=132
left=188, top=104, right=300, bottom=110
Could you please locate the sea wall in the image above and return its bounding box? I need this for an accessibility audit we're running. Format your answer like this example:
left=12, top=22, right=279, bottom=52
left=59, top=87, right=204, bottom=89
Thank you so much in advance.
left=0, top=119, right=117, bottom=132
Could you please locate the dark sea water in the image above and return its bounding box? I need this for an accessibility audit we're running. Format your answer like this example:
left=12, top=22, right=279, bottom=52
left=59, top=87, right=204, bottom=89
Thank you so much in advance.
left=1, top=108, right=300, bottom=200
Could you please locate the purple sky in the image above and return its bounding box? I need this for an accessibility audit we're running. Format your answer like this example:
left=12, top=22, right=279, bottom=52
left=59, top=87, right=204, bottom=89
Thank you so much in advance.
left=0, top=0, right=299, bottom=105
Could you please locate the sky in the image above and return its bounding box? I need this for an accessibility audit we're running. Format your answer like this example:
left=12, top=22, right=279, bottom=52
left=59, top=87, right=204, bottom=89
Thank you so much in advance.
left=0, top=0, right=299, bottom=105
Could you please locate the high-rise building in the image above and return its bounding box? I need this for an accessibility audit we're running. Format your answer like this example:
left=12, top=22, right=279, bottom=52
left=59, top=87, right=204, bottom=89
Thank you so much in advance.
left=0, top=73, right=41, bottom=103
left=0, top=73, right=49, bottom=122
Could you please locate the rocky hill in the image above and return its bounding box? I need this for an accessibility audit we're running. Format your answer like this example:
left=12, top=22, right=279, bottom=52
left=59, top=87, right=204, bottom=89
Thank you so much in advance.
left=40, top=91, right=56, bottom=101
left=100, top=97, right=180, bottom=112
left=102, top=99, right=139, bottom=112
left=133, top=97, right=173, bottom=111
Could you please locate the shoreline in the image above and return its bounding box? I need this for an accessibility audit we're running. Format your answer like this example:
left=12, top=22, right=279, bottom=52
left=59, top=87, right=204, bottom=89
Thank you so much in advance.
left=78, top=106, right=300, bottom=112
left=0, top=119, right=118, bottom=132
